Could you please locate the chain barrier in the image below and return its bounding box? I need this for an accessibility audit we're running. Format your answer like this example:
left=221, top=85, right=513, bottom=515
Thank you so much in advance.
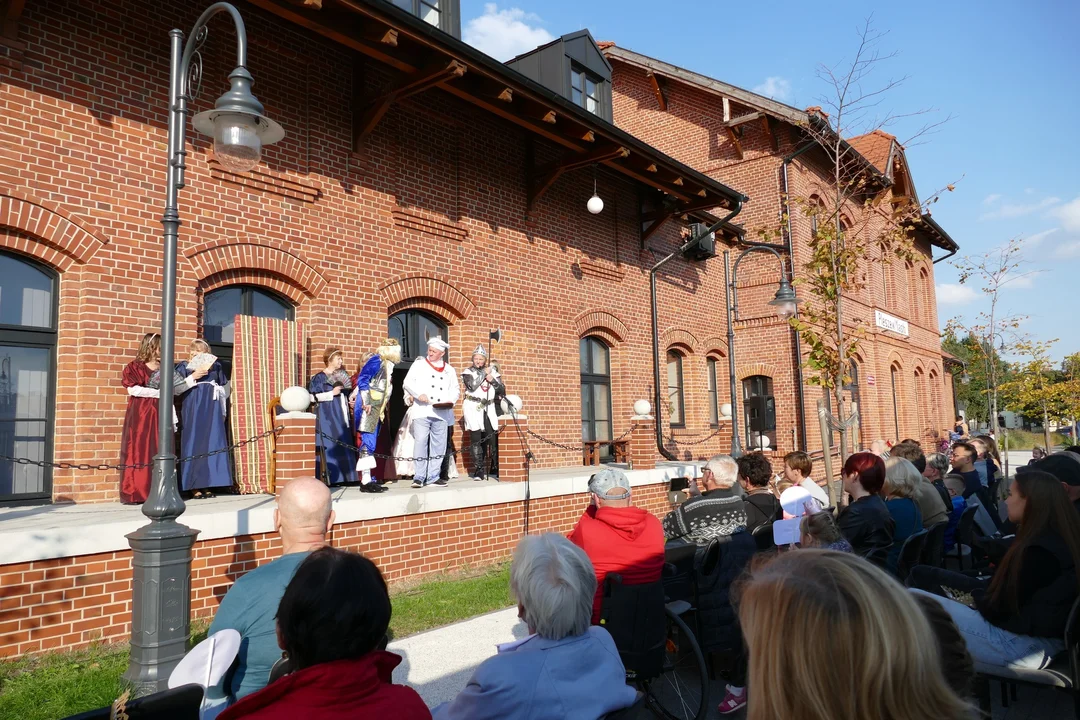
left=0, top=426, right=284, bottom=472
left=317, top=428, right=501, bottom=464
left=665, top=426, right=726, bottom=446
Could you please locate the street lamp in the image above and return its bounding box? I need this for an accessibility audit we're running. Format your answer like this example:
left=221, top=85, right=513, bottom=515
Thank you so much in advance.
left=124, top=2, right=283, bottom=695
left=724, top=246, right=801, bottom=458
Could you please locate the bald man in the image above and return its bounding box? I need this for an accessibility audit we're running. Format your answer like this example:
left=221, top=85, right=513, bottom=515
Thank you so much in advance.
left=208, top=478, right=334, bottom=701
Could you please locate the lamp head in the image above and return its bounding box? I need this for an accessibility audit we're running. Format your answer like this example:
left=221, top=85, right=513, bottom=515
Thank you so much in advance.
left=768, top=277, right=800, bottom=320
left=193, top=67, right=285, bottom=173
left=587, top=193, right=604, bottom=215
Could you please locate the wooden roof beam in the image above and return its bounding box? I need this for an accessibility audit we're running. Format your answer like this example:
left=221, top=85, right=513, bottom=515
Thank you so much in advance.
left=354, top=59, right=467, bottom=150
left=725, top=110, right=764, bottom=128
left=725, top=125, right=744, bottom=160
left=641, top=211, right=673, bottom=247
left=763, top=115, right=779, bottom=152
left=528, top=145, right=630, bottom=211
left=646, top=70, right=667, bottom=112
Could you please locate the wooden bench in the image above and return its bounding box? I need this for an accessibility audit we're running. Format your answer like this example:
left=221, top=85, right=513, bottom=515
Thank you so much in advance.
left=583, top=440, right=629, bottom=466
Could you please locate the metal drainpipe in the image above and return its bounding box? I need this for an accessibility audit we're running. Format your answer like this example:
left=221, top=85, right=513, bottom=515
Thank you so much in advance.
left=933, top=246, right=958, bottom=264
left=650, top=200, right=744, bottom=461
left=782, top=141, right=815, bottom=452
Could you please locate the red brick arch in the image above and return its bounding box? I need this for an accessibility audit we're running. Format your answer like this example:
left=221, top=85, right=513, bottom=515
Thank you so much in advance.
left=574, top=309, right=628, bottom=346
left=0, top=187, right=110, bottom=270
left=701, top=336, right=728, bottom=358
left=200, top=270, right=309, bottom=306
left=660, top=328, right=699, bottom=355
left=737, top=362, right=777, bottom=381
left=380, top=274, right=475, bottom=325
left=184, top=239, right=328, bottom=299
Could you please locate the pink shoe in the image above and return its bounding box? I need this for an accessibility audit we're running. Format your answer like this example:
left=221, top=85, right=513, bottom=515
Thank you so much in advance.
left=718, top=688, right=747, bottom=715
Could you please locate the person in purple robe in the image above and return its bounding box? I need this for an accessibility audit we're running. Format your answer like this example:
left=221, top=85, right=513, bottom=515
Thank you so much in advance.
left=176, top=339, right=232, bottom=498
left=309, top=347, right=357, bottom=486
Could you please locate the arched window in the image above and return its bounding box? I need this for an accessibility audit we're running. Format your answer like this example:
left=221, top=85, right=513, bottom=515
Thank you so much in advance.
left=908, top=262, right=920, bottom=323
left=0, top=252, right=57, bottom=504
left=919, top=267, right=932, bottom=325
left=742, top=375, right=776, bottom=451
left=890, top=364, right=902, bottom=440
left=387, top=310, right=449, bottom=443
left=666, top=350, right=685, bottom=428
left=580, top=337, right=613, bottom=461
left=706, top=356, right=720, bottom=427
left=203, top=285, right=293, bottom=377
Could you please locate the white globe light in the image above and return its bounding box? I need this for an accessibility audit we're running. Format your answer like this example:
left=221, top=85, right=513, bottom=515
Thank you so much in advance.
left=213, top=113, right=262, bottom=173
left=774, top=300, right=797, bottom=321
left=720, top=403, right=732, bottom=419
left=279, top=385, right=312, bottom=413
left=633, top=399, right=651, bottom=416
left=587, top=193, right=604, bottom=215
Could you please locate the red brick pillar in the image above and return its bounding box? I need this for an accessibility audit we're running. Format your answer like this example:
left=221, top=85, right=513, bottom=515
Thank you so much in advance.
left=497, top=415, right=529, bottom=483
left=629, top=416, right=657, bottom=471
left=274, top=413, right=316, bottom=494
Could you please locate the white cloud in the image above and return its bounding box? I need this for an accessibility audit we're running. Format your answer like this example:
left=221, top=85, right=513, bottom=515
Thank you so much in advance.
left=982, top=193, right=1002, bottom=206
left=752, top=76, right=792, bottom=102
left=1000, top=270, right=1036, bottom=289
left=463, top=4, right=555, bottom=62
left=935, top=283, right=979, bottom=305
left=1051, top=196, right=1080, bottom=233
left=979, top=195, right=1061, bottom=221
left=1054, top=241, right=1080, bottom=259
left=1026, top=228, right=1058, bottom=246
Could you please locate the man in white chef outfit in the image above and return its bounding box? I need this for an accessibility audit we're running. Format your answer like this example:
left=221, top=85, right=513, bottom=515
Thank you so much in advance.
left=402, top=337, right=459, bottom=488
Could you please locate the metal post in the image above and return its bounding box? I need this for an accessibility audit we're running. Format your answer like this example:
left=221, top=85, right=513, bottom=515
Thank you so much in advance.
left=818, top=399, right=838, bottom=508
left=125, top=3, right=255, bottom=694
left=724, top=251, right=742, bottom=459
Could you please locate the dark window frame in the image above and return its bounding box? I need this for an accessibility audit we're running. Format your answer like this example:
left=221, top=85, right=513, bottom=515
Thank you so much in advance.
left=891, top=365, right=902, bottom=440
left=666, top=349, right=685, bottom=429
left=387, top=309, right=448, bottom=364
left=742, top=374, right=776, bottom=451
left=570, top=63, right=603, bottom=115
left=203, top=285, right=294, bottom=378
left=580, top=336, right=614, bottom=462
left=0, top=252, right=59, bottom=506
left=706, top=356, right=720, bottom=427
left=390, top=0, right=459, bottom=36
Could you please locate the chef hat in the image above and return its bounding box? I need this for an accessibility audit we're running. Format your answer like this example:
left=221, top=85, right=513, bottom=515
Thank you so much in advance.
left=427, top=337, right=449, bottom=351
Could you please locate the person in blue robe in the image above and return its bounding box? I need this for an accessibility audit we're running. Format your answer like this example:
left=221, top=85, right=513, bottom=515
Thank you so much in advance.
left=352, top=339, right=400, bottom=493
left=176, top=340, right=229, bottom=498
left=310, top=347, right=357, bottom=486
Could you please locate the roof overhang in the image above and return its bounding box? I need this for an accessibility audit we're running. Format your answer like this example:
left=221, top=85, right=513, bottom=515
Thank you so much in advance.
left=914, top=213, right=959, bottom=254
left=246, top=0, right=747, bottom=214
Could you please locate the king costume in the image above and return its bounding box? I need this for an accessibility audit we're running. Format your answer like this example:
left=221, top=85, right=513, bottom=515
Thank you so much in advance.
left=461, top=344, right=503, bottom=480
left=353, top=339, right=400, bottom=493
left=401, top=337, right=458, bottom=487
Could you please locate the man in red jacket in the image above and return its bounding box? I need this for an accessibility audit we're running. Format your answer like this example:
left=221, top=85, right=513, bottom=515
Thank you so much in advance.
left=569, top=467, right=666, bottom=624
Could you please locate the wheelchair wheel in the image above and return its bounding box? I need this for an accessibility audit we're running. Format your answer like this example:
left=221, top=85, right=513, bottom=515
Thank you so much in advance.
left=640, top=606, right=709, bottom=720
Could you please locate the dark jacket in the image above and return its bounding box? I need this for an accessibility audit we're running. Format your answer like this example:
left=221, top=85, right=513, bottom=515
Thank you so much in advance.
left=837, top=494, right=895, bottom=561
left=219, top=652, right=431, bottom=720
left=743, top=491, right=781, bottom=534
left=975, top=532, right=1079, bottom=639
left=694, top=531, right=757, bottom=654
left=662, top=487, right=747, bottom=546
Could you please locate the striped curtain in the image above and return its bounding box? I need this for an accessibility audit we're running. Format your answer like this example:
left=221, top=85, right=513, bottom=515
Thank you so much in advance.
left=231, top=315, right=305, bottom=494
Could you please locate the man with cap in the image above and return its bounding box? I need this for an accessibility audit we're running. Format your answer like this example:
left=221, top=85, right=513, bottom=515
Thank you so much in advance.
left=568, top=467, right=665, bottom=624
left=461, top=344, right=503, bottom=481
left=402, top=337, right=459, bottom=488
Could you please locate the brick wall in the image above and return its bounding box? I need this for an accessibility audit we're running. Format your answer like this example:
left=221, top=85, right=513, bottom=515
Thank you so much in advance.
left=0, top=0, right=743, bottom=505
left=608, top=56, right=957, bottom=452
left=0, top=482, right=677, bottom=657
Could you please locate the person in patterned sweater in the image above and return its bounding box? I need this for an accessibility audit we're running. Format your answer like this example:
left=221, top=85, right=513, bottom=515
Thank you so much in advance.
left=663, top=455, right=747, bottom=546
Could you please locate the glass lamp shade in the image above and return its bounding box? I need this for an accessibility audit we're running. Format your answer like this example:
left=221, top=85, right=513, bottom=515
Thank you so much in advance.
left=213, top=113, right=262, bottom=173
left=587, top=193, right=604, bottom=215
left=773, top=300, right=798, bottom=320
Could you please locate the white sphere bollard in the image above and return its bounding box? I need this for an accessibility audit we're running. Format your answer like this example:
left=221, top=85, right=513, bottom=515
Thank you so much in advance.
left=633, top=399, right=652, bottom=417
left=279, top=385, right=312, bottom=413
left=720, top=403, right=733, bottom=419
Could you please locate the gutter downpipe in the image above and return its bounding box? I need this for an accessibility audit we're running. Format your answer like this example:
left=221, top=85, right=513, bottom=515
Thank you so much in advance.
left=651, top=199, right=745, bottom=461
left=782, top=141, right=815, bottom=452
left=933, top=246, right=958, bottom=265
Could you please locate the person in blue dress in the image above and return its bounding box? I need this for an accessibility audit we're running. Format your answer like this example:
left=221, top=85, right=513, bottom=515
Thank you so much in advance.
left=352, top=338, right=400, bottom=494
left=176, top=339, right=228, bottom=498
left=310, top=347, right=357, bottom=486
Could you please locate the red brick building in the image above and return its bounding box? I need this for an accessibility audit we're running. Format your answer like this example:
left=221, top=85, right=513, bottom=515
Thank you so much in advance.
left=602, top=44, right=961, bottom=455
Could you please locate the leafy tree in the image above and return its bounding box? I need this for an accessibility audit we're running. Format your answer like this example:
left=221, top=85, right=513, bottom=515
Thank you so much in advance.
left=941, top=332, right=1011, bottom=427
left=1000, top=339, right=1059, bottom=451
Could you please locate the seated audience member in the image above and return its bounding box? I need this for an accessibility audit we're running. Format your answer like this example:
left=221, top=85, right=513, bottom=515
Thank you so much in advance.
left=799, top=511, right=853, bottom=552
left=782, top=451, right=828, bottom=506
left=883, top=457, right=924, bottom=575
left=909, top=471, right=1080, bottom=672
left=432, top=534, right=635, bottom=720
left=1019, top=451, right=1080, bottom=516
left=892, top=442, right=948, bottom=528
left=870, top=439, right=891, bottom=458
left=219, top=547, right=430, bottom=720
left=569, top=467, right=665, bottom=624
left=210, top=477, right=334, bottom=701
left=737, top=551, right=975, bottom=720
left=942, top=474, right=968, bottom=552
left=1030, top=445, right=1048, bottom=463
left=924, top=452, right=954, bottom=511
left=950, top=441, right=994, bottom=515
left=738, top=453, right=781, bottom=534
left=704, top=526, right=759, bottom=715
left=912, top=593, right=976, bottom=700
left=663, top=455, right=747, bottom=545
left=836, top=452, right=895, bottom=561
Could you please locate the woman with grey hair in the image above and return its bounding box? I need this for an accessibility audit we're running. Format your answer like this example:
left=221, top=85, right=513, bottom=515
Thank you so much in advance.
left=924, top=452, right=953, bottom=511
left=432, top=533, right=636, bottom=719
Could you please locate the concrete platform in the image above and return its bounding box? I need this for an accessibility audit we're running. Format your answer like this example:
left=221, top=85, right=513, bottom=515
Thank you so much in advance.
left=0, top=461, right=700, bottom=564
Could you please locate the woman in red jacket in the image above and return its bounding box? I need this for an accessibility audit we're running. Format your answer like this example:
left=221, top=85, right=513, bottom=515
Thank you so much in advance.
left=220, top=548, right=430, bottom=720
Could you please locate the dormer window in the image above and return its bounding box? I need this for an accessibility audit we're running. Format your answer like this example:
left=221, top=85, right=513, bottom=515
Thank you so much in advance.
left=390, top=0, right=460, bottom=38
left=571, top=66, right=601, bottom=115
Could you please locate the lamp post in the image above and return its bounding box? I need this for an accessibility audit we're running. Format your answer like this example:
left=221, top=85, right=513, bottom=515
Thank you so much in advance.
left=723, top=246, right=799, bottom=459
left=124, top=3, right=283, bottom=695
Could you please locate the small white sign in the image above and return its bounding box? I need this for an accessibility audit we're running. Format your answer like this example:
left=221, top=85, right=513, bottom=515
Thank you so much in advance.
left=875, top=310, right=909, bottom=337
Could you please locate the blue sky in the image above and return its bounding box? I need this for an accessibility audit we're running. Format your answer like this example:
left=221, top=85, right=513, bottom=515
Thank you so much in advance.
left=460, top=0, right=1080, bottom=361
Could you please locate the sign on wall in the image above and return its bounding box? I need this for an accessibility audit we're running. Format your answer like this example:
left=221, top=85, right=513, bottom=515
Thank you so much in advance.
left=875, top=310, right=910, bottom=337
